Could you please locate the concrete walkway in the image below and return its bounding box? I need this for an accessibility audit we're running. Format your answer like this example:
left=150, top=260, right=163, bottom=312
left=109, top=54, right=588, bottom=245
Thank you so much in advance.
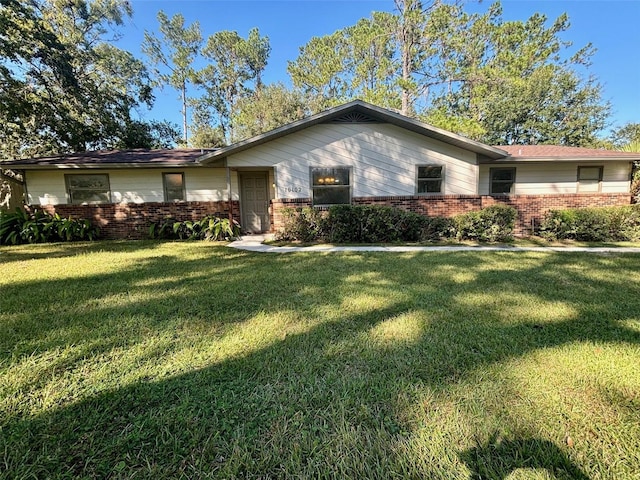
left=229, top=234, right=640, bottom=254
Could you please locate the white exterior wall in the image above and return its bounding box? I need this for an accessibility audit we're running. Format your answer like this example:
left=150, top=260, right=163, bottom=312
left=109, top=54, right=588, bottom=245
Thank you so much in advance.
left=26, top=170, right=67, bottom=205
left=228, top=123, right=479, bottom=198
left=478, top=162, right=631, bottom=195
left=185, top=168, right=239, bottom=202
left=26, top=167, right=236, bottom=205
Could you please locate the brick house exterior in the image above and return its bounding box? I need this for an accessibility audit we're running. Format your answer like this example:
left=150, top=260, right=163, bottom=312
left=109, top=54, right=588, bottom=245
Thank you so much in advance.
left=272, top=193, right=631, bottom=237
left=3, top=101, right=638, bottom=240
left=34, top=201, right=241, bottom=240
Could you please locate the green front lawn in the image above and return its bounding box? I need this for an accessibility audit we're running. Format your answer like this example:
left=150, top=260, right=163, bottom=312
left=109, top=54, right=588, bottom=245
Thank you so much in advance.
left=1, top=242, right=639, bottom=479
left=266, top=237, right=640, bottom=248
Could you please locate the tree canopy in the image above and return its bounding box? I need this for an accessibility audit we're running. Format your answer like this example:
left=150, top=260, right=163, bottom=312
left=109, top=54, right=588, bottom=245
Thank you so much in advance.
left=193, top=27, right=271, bottom=144
left=610, top=122, right=640, bottom=151
left=231, top=83, right=310, bottom=141
left=0, top=0, right=633, bottom=158
left=0, top=0, right=173, bottom=159
left=288, top=0, right=611, bottom=146
left=142, top=11, right=202, bottom=144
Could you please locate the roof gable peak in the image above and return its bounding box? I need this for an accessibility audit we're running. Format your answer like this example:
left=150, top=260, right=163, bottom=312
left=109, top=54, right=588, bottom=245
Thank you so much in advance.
left=199, top=100, right=507, bottom=163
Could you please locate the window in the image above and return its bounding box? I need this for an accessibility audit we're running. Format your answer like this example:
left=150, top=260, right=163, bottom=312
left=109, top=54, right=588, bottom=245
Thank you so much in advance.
left=163, top=172, right=185, bottom=202
left=311, top=167, right=351, bottom=205
left=490, top=168, right=516, bottom=194
left=417, top=165, right=443, bottom=194
left=577, top=166, right=603, bottom=193
left=65, top=174, right=110, bottom=204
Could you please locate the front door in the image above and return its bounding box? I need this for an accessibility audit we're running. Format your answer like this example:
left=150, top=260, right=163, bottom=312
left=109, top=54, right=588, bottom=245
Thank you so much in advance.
left=240, top=172, right=270, bottom=233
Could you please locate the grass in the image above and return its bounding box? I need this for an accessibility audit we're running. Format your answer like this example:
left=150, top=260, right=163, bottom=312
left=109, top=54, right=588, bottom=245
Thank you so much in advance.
left=265, top=236, right=640, bottom=248
left=1, top=241, right=640, bottom=479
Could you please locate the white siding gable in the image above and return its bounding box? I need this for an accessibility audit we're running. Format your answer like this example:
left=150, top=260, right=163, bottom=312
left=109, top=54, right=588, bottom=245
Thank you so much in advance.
left=227, top=123, right=479, bottom=198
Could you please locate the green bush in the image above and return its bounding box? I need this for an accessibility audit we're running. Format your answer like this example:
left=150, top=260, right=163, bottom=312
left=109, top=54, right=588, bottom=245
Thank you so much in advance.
left=454, top=204, right=517, bottom=242
left=275, top=204, right=517, bottom=244
left=326, top=205, right=445, bottom=243
left=420, top=216, right=456, bottom=242
left=199, top=216, right=242, bottom=241
left=275, top=207, right=327, bottom=242
left=149, top=215, right=240, bottom=241
left=324, top=205, right=430, bottom=243
left=276, top=205, right=430, bottom=243
left=0, top=208, right=99, bottom=245
left=0, top=208, right=47, bottom=244
left=148, top=217, right=178, bottom=240
left=538, top=205, right=640, bottom=241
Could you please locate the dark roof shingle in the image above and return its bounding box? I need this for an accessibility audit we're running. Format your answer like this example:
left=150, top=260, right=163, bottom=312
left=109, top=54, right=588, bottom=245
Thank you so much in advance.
left=495, top=145, right=640, bottom=159
left=1, top=148, right=213, bottom=167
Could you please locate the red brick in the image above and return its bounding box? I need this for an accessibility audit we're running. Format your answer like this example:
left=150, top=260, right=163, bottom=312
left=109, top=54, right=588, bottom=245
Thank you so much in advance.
left=34, top=201, right=240, bottom=240
left=271, top=194, right=632, bottom=236
left=30, top=194, right=632, bottom=240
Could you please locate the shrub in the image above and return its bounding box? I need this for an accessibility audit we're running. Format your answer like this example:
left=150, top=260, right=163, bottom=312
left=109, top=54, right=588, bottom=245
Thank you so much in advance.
left=148, top=217, right=178, bottom=240
left=149, top=215, right=240, bottom=241
left=276, top=204, right=517, bottom=244
left=325, top=205, right=430, bottom=243
left=420, top=216, right=456, bottom=242
left=49, top=214, right=98, bottom=242
left=276, top=205, right=458, bottom=244
left=538, top=205, right=640, bottom=241
left=454, top=204, right=517, bottom=242
left=0, top=208, right=99, bottom=245
left=0, top=208, right=47, bottom=244
left=275, top=207, right=326, bottom=242
left=199, top=216, right=242, bottom=241
left=322, top=205, right=357, bottom=243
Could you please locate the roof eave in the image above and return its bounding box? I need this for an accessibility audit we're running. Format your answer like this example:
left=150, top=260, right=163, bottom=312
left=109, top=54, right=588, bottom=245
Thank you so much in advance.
left=1, top=162, right=205, bottom=170
left=480, top=156, right=639, bottom=163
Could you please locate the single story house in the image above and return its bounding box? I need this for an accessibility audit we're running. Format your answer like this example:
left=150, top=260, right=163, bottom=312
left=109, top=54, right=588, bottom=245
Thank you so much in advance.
left=2, top=100, right=639, bottom=239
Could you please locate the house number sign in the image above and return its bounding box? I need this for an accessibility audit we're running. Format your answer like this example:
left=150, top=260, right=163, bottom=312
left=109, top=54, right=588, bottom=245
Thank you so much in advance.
left=283, top=186, right=303, bottom=193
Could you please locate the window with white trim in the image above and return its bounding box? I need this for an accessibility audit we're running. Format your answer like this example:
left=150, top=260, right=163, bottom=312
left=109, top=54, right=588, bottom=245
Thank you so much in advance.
left=311, top=167, right=351, bottom=206
left=577, top=166, right=603, bottom=193
left=416, top=165, right=443, bottom=194
left=490, top=168, right=516, bottom=194
left=65, top=174, right=111, bottom=204
left=163, top=172, right=186, bottom=202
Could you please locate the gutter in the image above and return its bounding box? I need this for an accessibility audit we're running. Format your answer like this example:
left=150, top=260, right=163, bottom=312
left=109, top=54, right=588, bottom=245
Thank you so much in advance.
left=0, top=162, right=215, bottom=170
left=480, top=156, right=640, bottom=163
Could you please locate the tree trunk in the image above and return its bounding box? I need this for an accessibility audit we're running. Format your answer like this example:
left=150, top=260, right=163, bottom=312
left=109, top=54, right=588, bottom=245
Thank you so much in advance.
left=401, top=33, right=410, bottom=116
left=182, top=81, right=188, bottom=144
left=398, top=0, right=417, bottom=116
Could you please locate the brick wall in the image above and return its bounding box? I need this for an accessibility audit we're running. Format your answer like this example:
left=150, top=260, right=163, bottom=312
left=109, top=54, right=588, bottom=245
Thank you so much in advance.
left=272, top=193, right=632, bottom=236
left=29, top=193, right=632, bottom=240
left=35, top=201, right=240, bottom=240
left=272, top=198, right=313, bottom=232
left=480, top=194, right=632, bottom=234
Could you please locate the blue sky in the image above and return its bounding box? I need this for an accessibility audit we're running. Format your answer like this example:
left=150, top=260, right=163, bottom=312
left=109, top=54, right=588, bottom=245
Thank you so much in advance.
left=120, top=0, right=640, bottom=135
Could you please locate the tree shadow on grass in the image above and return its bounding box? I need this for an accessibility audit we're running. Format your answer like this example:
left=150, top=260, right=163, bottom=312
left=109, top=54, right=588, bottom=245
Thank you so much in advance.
left=0, top=239, right=172, bottom=263
left=2, top=248, right=640, bottom=478
left=459, top=432, right=590, bottom=480
left=1, top=247, right=268, bottom=357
